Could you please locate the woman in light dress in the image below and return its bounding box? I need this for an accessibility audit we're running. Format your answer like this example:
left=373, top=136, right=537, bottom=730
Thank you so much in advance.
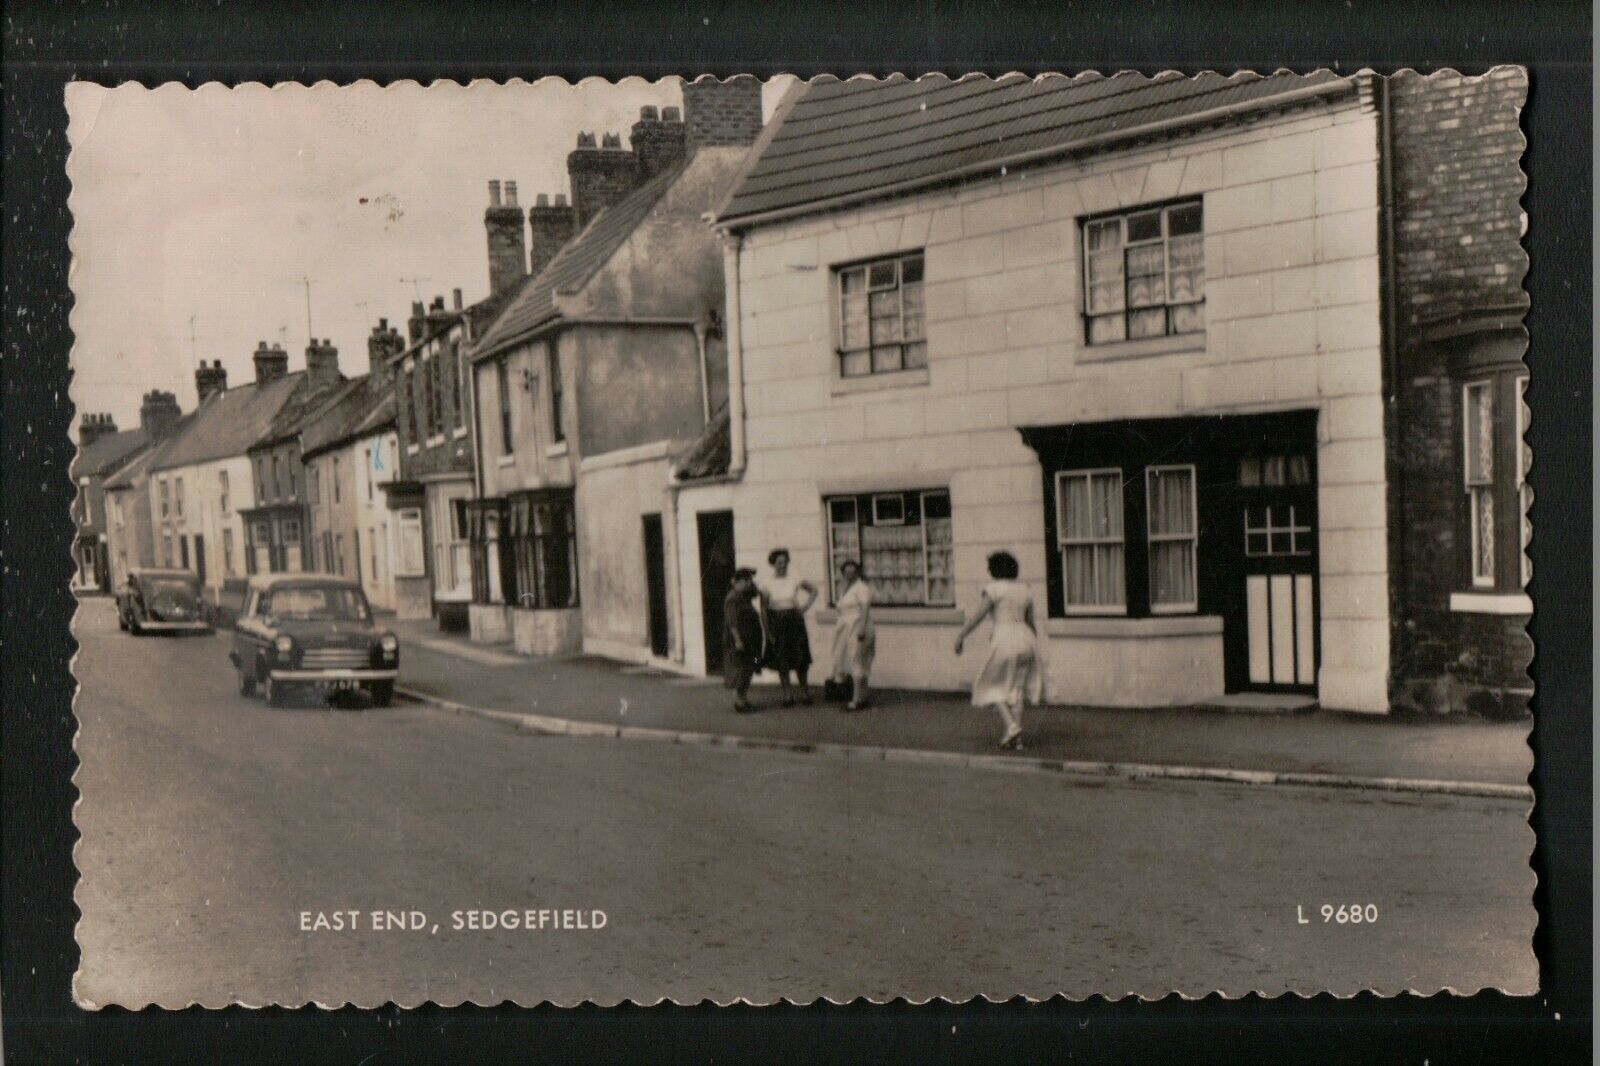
left=758, top=548, right=818, bottom=707
left=954, top=551, right=1046, bottom=749
left=829, top=559, right=875, bottom=712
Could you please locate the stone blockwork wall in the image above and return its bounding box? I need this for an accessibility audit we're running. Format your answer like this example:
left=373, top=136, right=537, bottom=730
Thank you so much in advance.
left=727, top=96, right=1392, bottom=710
left=1387, top=69, right=1530, bottom=716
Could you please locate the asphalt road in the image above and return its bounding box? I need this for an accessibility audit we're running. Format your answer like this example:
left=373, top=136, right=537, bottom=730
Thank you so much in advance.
left=72, top=598, right=1537, bottom=1008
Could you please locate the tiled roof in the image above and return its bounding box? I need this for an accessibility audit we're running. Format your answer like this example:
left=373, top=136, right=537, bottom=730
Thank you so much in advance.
left=71, top=425, right=149, bottom=480
left=254, top=374, right=349, bottom=450
left=671, top=402, right=730, bottom=481
left=470, top=160, right=690, bottom=359
left=103, top=415, right=192, bottom=490
left=149, top=372, right=305, bottom=473
left=300, top=375, right=396, bottom=460
left=717, top=70, right=1352, bottom=225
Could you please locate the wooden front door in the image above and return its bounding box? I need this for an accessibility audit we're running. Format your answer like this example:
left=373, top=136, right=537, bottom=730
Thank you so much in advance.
left=696, top=510, right=735, bottom=674
left=1228, top=452, right=1319, bottom=693
left=642, top=514, right=670, bottom=659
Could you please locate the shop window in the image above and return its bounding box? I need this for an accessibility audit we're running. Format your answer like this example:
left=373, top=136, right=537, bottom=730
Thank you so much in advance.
left=507, top=493, right=578, bottom=609
left=1082, top=200, right=1204, bottom=345
left=824, top=488, right=953, bottom=607
left=1057, top=469, right=1126, bottom=613
left=1146, top=465, right=1197, bottom=612
left=835, top=252, right=926, bottom=378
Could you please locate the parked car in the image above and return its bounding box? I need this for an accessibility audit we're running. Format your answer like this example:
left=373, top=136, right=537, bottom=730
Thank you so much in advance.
left=116, top=568, right=212, bottom=635
left=229, top=573, right=399, bottom=707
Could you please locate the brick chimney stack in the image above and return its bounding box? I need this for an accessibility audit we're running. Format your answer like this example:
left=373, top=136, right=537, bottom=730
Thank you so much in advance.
left=682, top=75, right=765, bottom=149
left=194, top=359, right=227, bottom=404
left=253, top=341, right=289, bottom=384
left=139, top=390, right=182, bottom=439
left=631, top=104, right=689, bottom=181
left=568, top=130, right=640, bottom=230
left=367, top=317, right=405, bottom=388
left=306, top=338, right=341, bottom=392
left=79, top=412, right=118, bottom=447
left=528, top=192, right=578, bottom=278
left=485, top=178, right=529, bottom=298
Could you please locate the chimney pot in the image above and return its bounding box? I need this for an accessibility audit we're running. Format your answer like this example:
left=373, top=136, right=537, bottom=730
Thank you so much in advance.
left=536, top=193, right=550, bottom=207
left=640, top=104, right=659, bottom=121
left=601, top=132, right=622, bottom=149
left=488, top=179, right=502, bottom=206
left=576, top=131, right=596, bottom=148
left=504, top=180, right=518, bottom=205
left=662, top=105, right=681, bottom=122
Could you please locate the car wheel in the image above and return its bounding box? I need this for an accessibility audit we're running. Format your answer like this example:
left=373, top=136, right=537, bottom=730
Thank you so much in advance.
left=367, top=680, right=394, bottom=708
left=129, top=617, right=143, bottom=636
left=265, top=673, right=289, bottom=708
left=117, top=612, right=129, bottom=632
left=238, top=662, right=256, bottom=697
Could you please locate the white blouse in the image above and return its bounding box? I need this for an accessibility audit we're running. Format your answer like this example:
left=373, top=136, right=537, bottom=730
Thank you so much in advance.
left=760, top=572, right=807, bottom=610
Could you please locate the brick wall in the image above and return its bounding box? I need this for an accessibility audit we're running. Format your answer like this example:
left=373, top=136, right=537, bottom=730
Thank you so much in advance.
left=682, top=76, right=763, bottom=148
left=1387, top=69, right=1531, bottom=716
left=394, top=319, right=474, bottom=482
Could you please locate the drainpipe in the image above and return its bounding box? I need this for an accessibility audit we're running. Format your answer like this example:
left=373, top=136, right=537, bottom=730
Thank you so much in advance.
left=721, top=231, right=747, bottom=478
left=1377, top=74, right=1409, bottom=681
left=692, top=318, right=713, bottom=425
left=663, top=477, right=686, bottom=664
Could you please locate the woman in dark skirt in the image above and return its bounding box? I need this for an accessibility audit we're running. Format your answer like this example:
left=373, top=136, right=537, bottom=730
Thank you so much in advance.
left=758, top=548, right=818, bottom=706
left=722, top=568, right=764, bottom=713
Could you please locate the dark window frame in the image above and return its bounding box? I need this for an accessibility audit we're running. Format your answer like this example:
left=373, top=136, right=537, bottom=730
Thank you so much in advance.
left=1080, top=197, right=1206, bottom=346
left=832, top=250, right=927, bottom=378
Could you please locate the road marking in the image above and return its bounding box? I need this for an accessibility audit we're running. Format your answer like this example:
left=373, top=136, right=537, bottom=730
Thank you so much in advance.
left=394, top=687, right=1533, bottom=802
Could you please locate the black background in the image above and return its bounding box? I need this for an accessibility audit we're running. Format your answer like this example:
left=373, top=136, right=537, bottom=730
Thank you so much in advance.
left=3, top=2, right=1590, bottom=1061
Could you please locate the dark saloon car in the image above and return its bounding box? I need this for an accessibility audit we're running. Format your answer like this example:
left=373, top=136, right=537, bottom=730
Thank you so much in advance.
left=117, top=568, right=212, bottom=635
left=229, top=574, right=399, bottom=707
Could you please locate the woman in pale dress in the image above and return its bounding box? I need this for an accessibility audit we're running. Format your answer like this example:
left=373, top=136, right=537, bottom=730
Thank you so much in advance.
left=829, top=559, right=875, bottom=712
left=758, top=548, right=818, bottom=707
left=954, top=551, right=1045, bottom=749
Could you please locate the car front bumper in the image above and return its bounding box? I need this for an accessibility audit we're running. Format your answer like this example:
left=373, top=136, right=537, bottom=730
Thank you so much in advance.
left=139, top=619, right=213, bottom=631
left=267, top=667, right=399, bottom=682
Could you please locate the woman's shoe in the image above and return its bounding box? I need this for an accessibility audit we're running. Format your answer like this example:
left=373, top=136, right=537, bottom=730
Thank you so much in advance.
left=999, top=726, right=1023, bottom=750
left=845, top=699, right=870, bottom=713
left=734, top=701, right=754, bottom=714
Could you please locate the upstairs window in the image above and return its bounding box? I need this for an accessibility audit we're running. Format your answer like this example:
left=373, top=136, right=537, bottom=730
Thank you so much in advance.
left=496, top=359, right=515, bottom=454
left=836, top=252, right=926, bottom=378
left=159, top=478, right=170, bottom=518
left=219, top=469, right=230, bottom=515
left=547, top=344, right=565, bottom=444
left=1461, top=371, right=1531, bottom=593
left=1083, top=200, right=1204, bottom=345
left=175, top=477, right=185, bottom=518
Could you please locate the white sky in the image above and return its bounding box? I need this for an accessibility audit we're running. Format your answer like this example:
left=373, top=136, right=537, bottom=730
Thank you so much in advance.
left=66, top=77, right=794, bottom=437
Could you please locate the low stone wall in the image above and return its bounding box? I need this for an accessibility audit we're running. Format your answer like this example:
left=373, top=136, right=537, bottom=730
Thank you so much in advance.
left=511, top=606, right=583, bottom=657
left=468, top=603, right=512, bottom=644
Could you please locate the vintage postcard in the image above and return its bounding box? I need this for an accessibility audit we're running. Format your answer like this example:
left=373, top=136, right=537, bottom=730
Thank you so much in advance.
left=67, top=71, right=1535, bottom=1009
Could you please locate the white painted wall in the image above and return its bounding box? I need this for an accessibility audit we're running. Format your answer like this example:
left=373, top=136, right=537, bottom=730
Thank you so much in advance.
left=710, top=101, right=1390, bottom=711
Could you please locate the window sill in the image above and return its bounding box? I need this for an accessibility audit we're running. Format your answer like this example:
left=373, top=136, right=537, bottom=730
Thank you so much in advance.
left=426, top=435, right=446, bottom=448
left=830, top=366, right=930, bottom=397
left=452, top=426, right=469, bottom=439
left=814, top=606, right=962, bottom=626
left=496, top=455, right=516, bottom=468
left=1046, top=615, right=1223, bottom=639
left=1449, top=591, right=1532, bottom=615
left=1078, top=332, right=1205, bottom=365
left=405, top=445, right=420, bottom=456
left=545, top=442, right=571, bottom=459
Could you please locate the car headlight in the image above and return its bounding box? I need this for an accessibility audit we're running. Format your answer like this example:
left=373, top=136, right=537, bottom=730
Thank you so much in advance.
left=379, top=633, right=399, bottom=659
left=274, top=634, right=295, bottom=657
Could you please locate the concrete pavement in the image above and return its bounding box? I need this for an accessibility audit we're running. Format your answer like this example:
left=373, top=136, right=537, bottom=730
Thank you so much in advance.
left=72, top=598, right=1537, bottom=1006
left=391, top=621, right=1534, bottom=794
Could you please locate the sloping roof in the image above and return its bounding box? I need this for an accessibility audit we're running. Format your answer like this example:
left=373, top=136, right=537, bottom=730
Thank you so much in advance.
left=71, top=425, right=149, bottom=480
left=253, top=374, right=349, bottom=451
left=103, top=414, right=193, bottom=490
left=300, top=375, right=396, bottom=460
left=671, top=403, right=730, bottom=481
left=149, top=372, right=305, bottom=473
left=470, top=159, right=691, bottom=360
left=717, top=70, right=1352, bottom=226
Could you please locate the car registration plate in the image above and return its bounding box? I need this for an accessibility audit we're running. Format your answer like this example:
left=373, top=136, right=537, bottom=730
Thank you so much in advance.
left=319, top=679, right=360, bottom=692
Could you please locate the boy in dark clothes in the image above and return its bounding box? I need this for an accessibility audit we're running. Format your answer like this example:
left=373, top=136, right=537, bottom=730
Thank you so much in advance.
left=722, top=568, right=764, bottom=713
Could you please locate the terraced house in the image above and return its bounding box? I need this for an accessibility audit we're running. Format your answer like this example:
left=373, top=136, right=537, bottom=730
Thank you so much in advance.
left=464, top=79, right=759, bottom=662
left=681, top=70, right=1528, bottom=716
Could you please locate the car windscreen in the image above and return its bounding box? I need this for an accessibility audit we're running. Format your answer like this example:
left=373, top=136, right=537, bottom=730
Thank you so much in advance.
left=146, top=578, right=197, bottom=598
left=261, top=586, right=371, bottom=621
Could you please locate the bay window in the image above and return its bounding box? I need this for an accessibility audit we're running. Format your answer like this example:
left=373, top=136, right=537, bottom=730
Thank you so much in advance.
left=1057, top=469, right=1126, bottom=613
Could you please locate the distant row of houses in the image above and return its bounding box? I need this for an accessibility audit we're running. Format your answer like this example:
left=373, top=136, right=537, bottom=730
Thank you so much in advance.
left=75, top=70, right=1531, bottom=717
